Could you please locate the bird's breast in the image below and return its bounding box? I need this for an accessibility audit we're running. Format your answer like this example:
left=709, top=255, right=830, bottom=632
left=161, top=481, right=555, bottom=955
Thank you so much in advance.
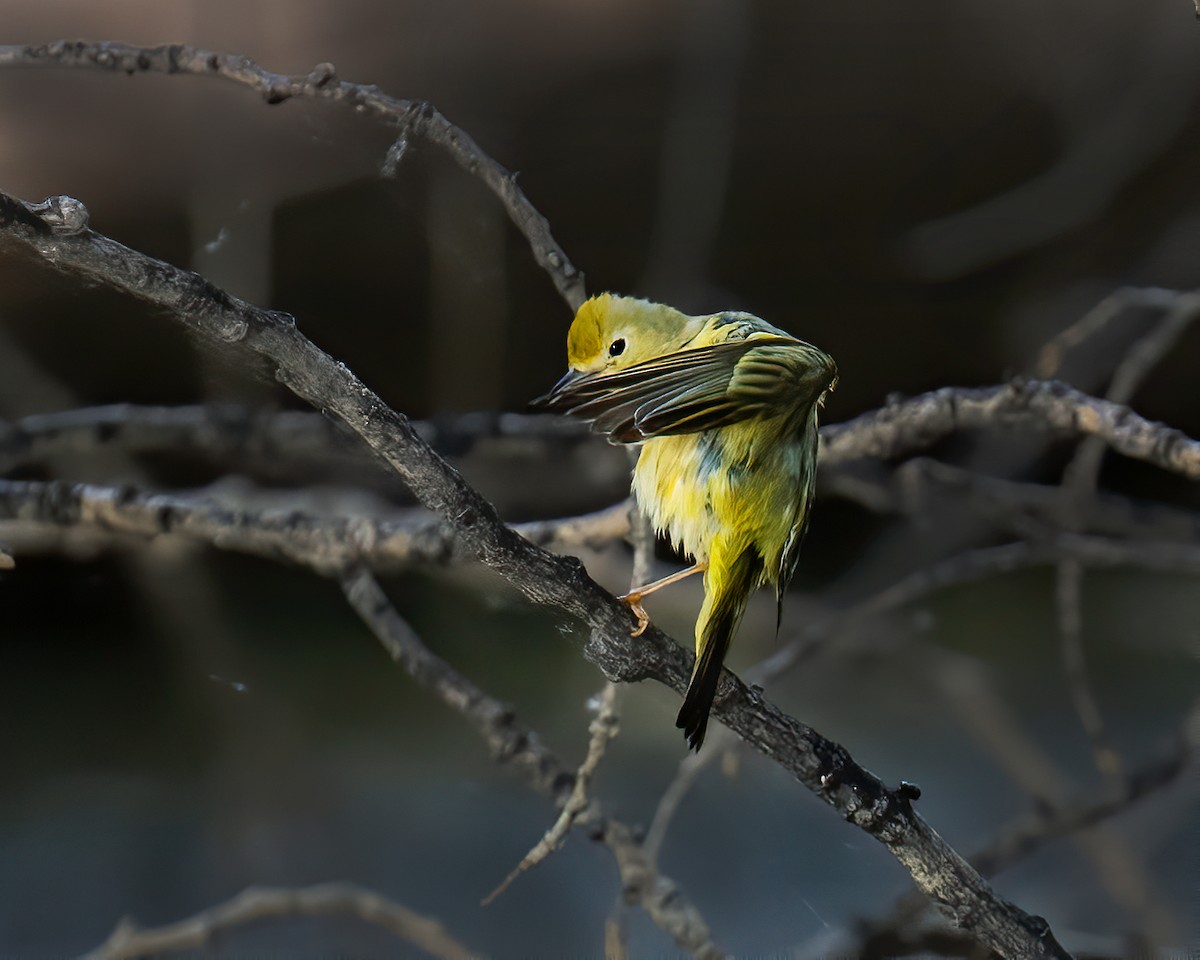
left=631, top=421, right=807, bottom=575
left=631, top=433, right=721, bottom=563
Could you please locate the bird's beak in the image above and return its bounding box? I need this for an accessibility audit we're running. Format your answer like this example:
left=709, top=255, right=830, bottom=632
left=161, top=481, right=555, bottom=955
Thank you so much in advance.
left=530, top=367, right=587, bottom=409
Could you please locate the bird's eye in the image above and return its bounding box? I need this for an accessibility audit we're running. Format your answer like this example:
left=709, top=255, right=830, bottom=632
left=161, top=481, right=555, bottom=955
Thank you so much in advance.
left=609, top=338, right=626, bottom=357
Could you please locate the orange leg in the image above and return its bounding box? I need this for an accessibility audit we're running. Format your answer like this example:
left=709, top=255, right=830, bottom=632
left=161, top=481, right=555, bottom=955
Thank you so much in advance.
left=618, top=562, right=708, bottom=637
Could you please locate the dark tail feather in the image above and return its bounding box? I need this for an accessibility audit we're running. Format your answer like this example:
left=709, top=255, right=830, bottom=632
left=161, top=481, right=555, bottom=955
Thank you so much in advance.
left=675, top=548, right=759, bottom=751
left=675, top=621, right=731, bottom=751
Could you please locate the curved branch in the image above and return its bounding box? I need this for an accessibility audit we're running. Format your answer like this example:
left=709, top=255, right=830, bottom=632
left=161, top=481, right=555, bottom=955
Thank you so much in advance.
left=81, top=882, right=476, bottom=960
left=0, top=40, right=586, bottom=310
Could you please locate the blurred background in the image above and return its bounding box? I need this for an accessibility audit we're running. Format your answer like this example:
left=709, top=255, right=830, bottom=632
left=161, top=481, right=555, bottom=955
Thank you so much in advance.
left=0, top=1, right=1197, bottom=957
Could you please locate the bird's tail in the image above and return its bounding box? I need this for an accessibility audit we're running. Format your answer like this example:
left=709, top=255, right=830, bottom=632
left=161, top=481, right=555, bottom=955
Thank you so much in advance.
left=675, top=546, right=759, bottom=751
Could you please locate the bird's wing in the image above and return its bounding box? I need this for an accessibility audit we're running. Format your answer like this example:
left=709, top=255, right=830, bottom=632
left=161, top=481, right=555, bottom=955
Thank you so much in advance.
left=534, top=337, right=836, bottom=442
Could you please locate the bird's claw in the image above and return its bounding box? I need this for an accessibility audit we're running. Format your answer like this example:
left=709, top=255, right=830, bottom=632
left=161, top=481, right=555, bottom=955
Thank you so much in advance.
left=617, top=593, right=651, bottom=637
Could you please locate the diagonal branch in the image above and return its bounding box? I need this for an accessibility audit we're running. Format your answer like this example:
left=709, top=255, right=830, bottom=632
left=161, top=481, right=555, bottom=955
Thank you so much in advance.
left=845, top=706, right=1197, bottom=958
left=0, top=187, right=1089, bottom=958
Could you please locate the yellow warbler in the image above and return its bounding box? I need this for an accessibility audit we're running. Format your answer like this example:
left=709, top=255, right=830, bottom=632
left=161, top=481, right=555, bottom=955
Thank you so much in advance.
left=534, top=293, right=837, bottom=749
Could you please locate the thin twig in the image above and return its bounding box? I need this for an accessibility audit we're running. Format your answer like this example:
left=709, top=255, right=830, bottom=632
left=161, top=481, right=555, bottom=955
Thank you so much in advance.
left=1054, top=557, right=1121, bottom=776
left=932, top=649, right=1179, bottom=944
left=482, top=682, right=621, bottom=906
left=339, top=567, right=722, bottom=956
left=602, top=459, right=658, bottom=957
left=0, top=402, right=591, bottom=477
left=340, top=566, right=572, bottom=796
left=600, top=818, right=724, bottom=960
left=0, top=40, right=586, bottom=310
left=753, top=535, right=1200, bottom=684
left=841, top=717, right=1195, bottom=959
left=80, top=882, right=478, bottom=960
left=1053, top=290, right=1200, bottom=779
left=970, top=731, right=1195, bottom=877
left=642, top=725, right=735, bottom=866
left=1035, top=286, right=1184, bottom=379
left=863, top=458, right=1200, bottom=544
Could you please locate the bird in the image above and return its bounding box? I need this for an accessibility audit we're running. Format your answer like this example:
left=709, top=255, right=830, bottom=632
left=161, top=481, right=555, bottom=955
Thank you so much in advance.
left=532, top=293, right=837, bottom=749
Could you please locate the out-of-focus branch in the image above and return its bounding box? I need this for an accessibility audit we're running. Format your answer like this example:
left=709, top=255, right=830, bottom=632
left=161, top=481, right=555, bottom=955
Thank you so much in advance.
left=0, top=478, right=446, bottom=571
left=933, top=649, right=1176, bottom=943
left=1035, top=286, right=1188, bottom=380
left=340, top=568, right=571, bottom=797
left=339, top=567, right=722, bottom=957
left=600, top=818, right=723, bottom=960
left=603, top=480, right=659, bottom=956
left=8, top=382, right=1199, bottom=488
left=837, top=706, right=1196, bottom=960
left=0, top=40, right=586, bottom=310
left=0, top=189, right=1078, bottom=959
left=1053, top=289, right=1200, bottom=779
left=840, top=458, right=1200, bottom=544
left=81, top=882, right=477, bottom=960
left=0, top=477, right=630, bottom=573
left=482, top=682, right=621, bottom=906
left=820, top=378, right=1200, bottom=479
left=0, top=403, right=592, bottom=478
left=969, top=734, right=1195, bottom=878
left=754, top=535, right=1200, bottom=683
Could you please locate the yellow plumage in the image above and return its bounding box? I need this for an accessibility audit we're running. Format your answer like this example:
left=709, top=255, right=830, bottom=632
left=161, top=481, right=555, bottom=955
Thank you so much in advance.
left=534, top=293, right=837, bottom=749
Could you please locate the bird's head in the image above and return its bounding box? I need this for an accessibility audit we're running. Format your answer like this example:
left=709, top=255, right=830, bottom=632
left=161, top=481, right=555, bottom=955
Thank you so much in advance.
left=565, top=293, right=700, bottom=374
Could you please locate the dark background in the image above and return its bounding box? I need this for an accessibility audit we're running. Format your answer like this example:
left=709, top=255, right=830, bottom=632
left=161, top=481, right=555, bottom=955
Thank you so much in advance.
left=0, top=1, right=1196, bottom=957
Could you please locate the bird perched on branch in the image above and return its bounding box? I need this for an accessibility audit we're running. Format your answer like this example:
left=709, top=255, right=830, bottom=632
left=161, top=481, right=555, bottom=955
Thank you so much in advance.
left=533, top=293, right=837, bottom=749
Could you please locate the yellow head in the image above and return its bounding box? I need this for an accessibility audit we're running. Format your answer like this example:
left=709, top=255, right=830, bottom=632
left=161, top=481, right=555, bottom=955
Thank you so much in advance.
left=566, top=293, right=703, bottom=374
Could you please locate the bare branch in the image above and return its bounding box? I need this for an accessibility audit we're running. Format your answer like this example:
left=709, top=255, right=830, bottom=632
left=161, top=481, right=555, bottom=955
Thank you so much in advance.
left=970, top=735, right=1195, bottom=878
left=10, top=387, right=1198, bottom=495
left=0, top=478, right=447, bottom=572
left=1035, top=286, right=1186, bottom=379
left=340, top=566, right=572, bottom=797
left=754, top=535, right=1200, bottom=684
left=0, top=40, right=585, bottom=309
left=844, top=722, right=1195, bottom=960
left=0, top=478, right=629, bottom=574
left=80, top=882, right=477, bottom=960
left=1053, top=290, right=1200, bottom=779
left=339, top=567, right=722, bottom=956
left=601, top=818, right=724, bottom=960
left=642, top=725, right=736, bottom=866
left=0, top=403, right=592, bottom=481
left=850, top=458, right=1200, bottom=544
left=0, top=187, right=1091, bottom=957
left=483, top=682, right=621, bottom=906
left=820, top=379, right=1200, bottom=479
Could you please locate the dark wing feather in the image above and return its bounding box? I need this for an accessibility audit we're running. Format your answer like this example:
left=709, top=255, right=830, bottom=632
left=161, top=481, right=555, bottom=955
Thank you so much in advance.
left=533, top=336, right=836, bottom=443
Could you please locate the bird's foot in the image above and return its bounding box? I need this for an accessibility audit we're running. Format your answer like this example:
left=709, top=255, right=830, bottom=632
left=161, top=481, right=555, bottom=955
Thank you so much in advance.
left=616, top=592, right=651, bottom=637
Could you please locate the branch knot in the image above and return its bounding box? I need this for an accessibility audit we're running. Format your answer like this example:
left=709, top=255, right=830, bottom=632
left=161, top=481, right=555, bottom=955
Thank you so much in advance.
left=27, top=195, right=89, bottom=235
